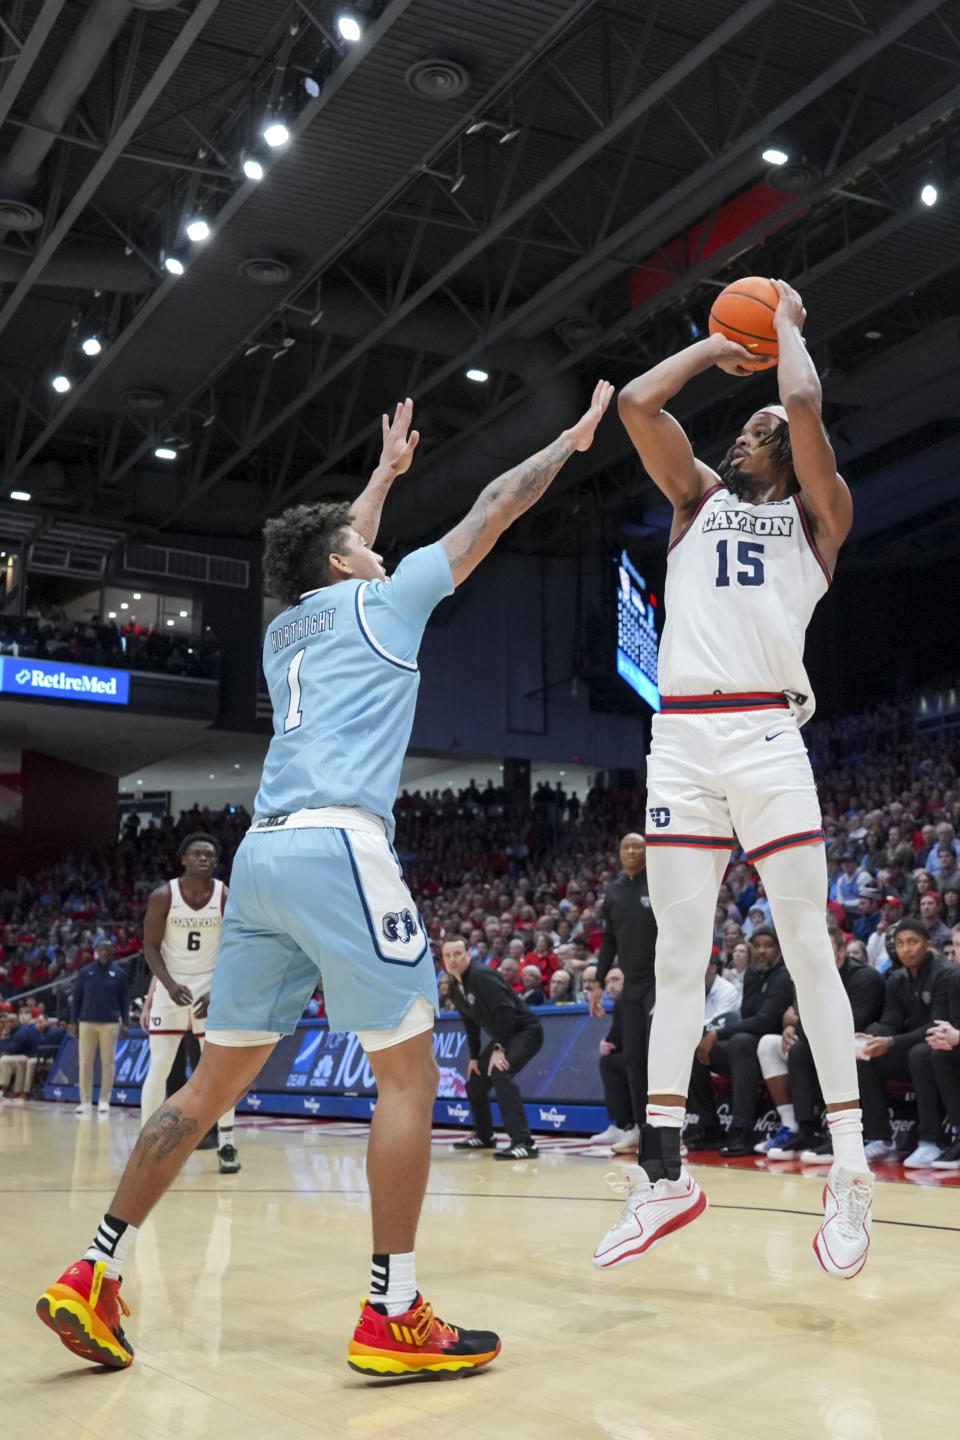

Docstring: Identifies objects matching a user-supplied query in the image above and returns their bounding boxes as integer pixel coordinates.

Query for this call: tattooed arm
[440,380,613,586]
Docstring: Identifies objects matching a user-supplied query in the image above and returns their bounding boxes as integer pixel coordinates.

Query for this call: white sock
[370,1252,417,1316]
[646,1103,685,1129]
[84,1213,137,1281]
[777,1103,797,1131]
[218,1126,234,1149]
[827,1108,868,1171]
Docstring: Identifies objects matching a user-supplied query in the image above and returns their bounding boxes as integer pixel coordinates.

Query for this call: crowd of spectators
[0,612,220,678]
[3,689,960,1158]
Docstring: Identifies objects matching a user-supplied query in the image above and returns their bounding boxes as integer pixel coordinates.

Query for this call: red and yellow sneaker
[348,1294,500,1378]
[36,1258,134,1369]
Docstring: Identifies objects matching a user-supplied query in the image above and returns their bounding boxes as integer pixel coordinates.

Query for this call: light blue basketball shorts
[206,809,437,1038]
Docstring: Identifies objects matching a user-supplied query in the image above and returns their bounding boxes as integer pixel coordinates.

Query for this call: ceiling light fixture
[762,145,789,166]
[52,374,71,393]
[920,182,939,207]
[242,154,265,181]
[466,118,520,144]
[166,619,175,627]
[263,119,291,148]
[163,253,185,276]
[9,490,31,502]
[186,217,211,243]
[179,610,188,617]
[154,445,178,461]
[418,161,466,195]
[81,335,102,357]
[337,12,362,42]
[465,367,489,382]
[133,593,141,600]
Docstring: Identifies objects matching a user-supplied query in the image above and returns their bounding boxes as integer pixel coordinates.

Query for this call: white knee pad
[757,1032,788,1080]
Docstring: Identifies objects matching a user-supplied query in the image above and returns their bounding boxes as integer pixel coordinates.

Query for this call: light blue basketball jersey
[255,542,454,839]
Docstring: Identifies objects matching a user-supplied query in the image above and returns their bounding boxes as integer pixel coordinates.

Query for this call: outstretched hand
[380,398,420,475]
[772,278,807,332]
[564,380,615,452]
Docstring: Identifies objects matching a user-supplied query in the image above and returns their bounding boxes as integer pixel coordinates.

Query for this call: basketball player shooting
[592,279,873,1280]
[36,381,613,1377]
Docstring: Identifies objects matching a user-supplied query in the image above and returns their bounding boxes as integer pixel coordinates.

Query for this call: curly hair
[717,417,796,498]
[262,501,355,608]
[179,831,220,860]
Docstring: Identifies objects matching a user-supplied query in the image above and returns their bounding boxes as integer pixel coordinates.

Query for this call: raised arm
[617,333,767,528]
[772,279,852,559]
[441,380,613,587]
[349,398,420,547]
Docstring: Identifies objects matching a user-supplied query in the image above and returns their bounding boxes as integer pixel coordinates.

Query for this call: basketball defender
[139,834,240,1175]
[37,383,613,1375]
[593,280,873,1279]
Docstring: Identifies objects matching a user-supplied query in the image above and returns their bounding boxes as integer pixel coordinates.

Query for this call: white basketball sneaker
[588,1124,627,1146]
[813,1163,874,1279]
[592,1165,708,1269]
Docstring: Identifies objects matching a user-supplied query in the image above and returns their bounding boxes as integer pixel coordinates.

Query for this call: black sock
[640,1123,682,1182]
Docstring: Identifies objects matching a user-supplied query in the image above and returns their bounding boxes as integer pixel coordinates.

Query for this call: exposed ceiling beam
[0,0,68,133]
[155,0,784,524]
[249,0,952,523]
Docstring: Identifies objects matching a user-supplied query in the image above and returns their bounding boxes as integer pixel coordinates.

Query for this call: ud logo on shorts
[648,806,671,828]
[381,907,418,944]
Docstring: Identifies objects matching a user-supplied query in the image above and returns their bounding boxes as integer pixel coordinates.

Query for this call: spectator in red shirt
[497,957,524,994]
[524,931,560,984]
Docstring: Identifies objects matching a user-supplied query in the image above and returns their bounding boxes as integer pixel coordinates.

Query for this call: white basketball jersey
[657,485,831,723]
[160,877,225,977]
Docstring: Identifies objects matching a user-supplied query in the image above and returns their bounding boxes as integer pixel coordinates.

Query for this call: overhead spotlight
[303,76,321,99]
[133,593,141,600]
[263,119,291,148]
[465,367,489,383]
[166,619,175,627]
[242,154,264,181]
[418,163,466,195]
[920,182,939,207]
[186,217,211,243]
[120,602,129,611]
[179,610,188,617]
[202,408,216,427]
[271,337,296,360]
[762,146,789,166]
[336,12,362,42]
[51,374,71,393]
[154,445,178,461]
[108,611,117,619]
[81,335,102,357]
[466,118,520,144]
[163,253,185,276]
[9,490,31,502]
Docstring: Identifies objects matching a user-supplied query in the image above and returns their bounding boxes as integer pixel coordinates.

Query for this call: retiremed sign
[0,656,130,706]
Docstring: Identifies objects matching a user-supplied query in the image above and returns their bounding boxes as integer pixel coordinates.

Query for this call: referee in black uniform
[590,833,658,1144]
[442,936,543,1160]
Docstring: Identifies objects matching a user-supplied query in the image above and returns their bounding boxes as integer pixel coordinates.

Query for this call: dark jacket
[449,961,542,1058]
[866,953,954,1050]
[720,958,792,1040]
[521,986,546,1007]
[72,961,129,1026]
[606,999,623,1052]
[798,957,885,1039]
[596,871,658,994]
[0,1023,39,1057]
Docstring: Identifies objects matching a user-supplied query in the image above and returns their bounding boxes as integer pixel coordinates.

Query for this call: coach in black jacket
[687,925,793,1156]
[590,833,658,1128]
[442,937,543,1159]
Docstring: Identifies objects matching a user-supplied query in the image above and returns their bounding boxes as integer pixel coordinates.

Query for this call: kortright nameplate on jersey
[0,657,131,706]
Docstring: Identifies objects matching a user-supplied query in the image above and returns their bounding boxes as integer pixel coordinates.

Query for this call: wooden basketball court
[2,1102,958,1439]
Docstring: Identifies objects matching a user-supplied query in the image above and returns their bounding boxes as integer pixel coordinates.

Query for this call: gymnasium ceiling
[1,0,959,574]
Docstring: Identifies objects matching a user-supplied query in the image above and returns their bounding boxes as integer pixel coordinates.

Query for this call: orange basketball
[708,276,780,369]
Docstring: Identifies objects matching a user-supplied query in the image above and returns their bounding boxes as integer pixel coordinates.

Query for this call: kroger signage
[0,656,130,706]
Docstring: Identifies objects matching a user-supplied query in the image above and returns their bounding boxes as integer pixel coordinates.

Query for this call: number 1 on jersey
[284,649,305,732]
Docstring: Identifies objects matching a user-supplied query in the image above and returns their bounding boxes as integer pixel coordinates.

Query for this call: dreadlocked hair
[262,501,354,608]
[717,418,795,499]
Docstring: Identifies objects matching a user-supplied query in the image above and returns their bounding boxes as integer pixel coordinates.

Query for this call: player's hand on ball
[710,333,773,376]
[772,279,807,332]
[565,379,614,451]
[380,398,420,475]
[168,981,194,1007]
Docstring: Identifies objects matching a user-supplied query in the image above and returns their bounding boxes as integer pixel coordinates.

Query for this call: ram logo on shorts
[648,806,671,828]
[381,907,419,944]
